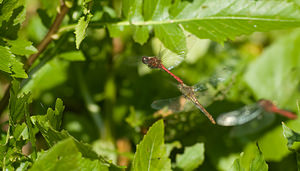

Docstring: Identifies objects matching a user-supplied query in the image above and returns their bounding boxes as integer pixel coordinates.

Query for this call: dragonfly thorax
[142,56,162,69]
[178,84,194,98]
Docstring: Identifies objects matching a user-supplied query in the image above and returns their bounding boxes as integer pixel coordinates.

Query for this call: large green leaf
[0,46,27,78]
[175,143,205,171]
[111,0,300,54]
[29,138,110,171]
[244,30,300,110]
[131,120,171,171]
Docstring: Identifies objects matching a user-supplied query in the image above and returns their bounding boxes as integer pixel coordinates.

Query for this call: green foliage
[111,0,300,56]
[175,142,205,171]
[29,138,110,171]
[282,122,300,149]
[0,46,27,78]
[231,144,268,171]
[75,14,92,49]
[131,120,171,171]
[245,30,300,109]
[1,0,300,170]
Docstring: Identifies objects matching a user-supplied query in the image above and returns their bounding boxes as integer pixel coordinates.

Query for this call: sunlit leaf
[6,39,38,56]
[0,46,27,78]
[29,138,110,171]
[75,14,92,49]
[230,143,268,171]
[131,120,171,171]
[0,0,26,39]
[282,122,300,149]
[176,143,205,171]
[112,0,300,54]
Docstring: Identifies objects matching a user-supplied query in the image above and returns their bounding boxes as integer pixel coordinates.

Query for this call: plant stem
[75,65,105,138]
[0,2,70,116]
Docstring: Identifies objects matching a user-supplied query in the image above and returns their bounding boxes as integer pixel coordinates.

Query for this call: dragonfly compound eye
[142,56,149,64]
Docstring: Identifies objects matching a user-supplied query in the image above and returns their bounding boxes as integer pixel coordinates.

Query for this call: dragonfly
[142,56,233,124]
[217,99,297,127]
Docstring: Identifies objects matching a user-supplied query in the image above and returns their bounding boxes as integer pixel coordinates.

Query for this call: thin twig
[0,3,70,116]
[25,3,69,69]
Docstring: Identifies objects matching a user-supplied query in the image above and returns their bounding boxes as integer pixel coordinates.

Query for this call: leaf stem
[75,65,104,138]
[0,2,70,116]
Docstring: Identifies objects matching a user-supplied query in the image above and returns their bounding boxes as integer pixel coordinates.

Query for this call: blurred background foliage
[1,0,300,170]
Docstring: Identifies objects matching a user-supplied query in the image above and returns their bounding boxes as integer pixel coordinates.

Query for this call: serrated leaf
[75,14,92,49]
[114,0,300,53]
[6,39,38,56]
[176,143,205,171]
[29,138,110,171]
[0,46,27,78]
[13,123,28,141]
[282,122,300,149]
[9,80,31,125]
[45,98,65,130]
[0,0,26,39]
[244,30,300,110]
[131,120,171,171]
[230,143,268,171]
[57,51,86,61]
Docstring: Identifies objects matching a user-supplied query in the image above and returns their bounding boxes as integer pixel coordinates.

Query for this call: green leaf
[244,29,300,110]
[0,46,27,78]
[57,51,86,61]
[9,80,31,125]
[175,143,205,171]
[6,39,38,56]
[0,0,26,39]
[22,58,69,98]
[131,120,171,171]
[282,122,300,149]
[29,138,110,171]
[113,0,300,49]
[122,0,143,22]
[230,143,268,171]
[13,123,28,141]
[165,141,181,157]
[133,26,150,45]
[46,98,65,130]
[75,14,92,49]
[154,24,187,56]
[143,0,171,21]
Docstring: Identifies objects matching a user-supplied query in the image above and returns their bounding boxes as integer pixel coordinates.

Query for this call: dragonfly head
[142,56,161,69]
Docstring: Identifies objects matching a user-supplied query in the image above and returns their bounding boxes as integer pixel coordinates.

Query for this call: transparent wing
[229,112,275,137]
[152,34,204,70]
[151,96,194,113]
[151,38,185,70]
[192,66,233,92]
[216,103,263,126]
[191,67,234,106]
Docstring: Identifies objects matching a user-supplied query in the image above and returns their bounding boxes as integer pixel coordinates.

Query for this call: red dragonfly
[142,56,231,124]
[217,99,297,126]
